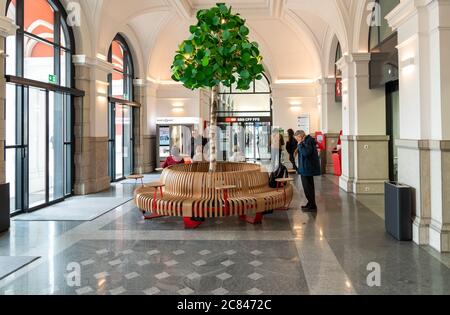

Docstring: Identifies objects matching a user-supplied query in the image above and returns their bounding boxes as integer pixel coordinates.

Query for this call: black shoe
[301,204,310,210]
[302,206,317,213]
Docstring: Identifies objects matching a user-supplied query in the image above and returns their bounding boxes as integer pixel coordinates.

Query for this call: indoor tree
[171,3,265,172]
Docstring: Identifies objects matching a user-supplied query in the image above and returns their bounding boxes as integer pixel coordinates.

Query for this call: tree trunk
[209,86,219,172]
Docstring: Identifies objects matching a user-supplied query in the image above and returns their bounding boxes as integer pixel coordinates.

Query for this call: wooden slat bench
[134,162,294,229]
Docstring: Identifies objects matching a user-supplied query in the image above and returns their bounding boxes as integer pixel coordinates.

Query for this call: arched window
[107,34,135,181]
[6,0,74,86]
[335,42,342,102]
[108,34,134,100]
[4,0,82,214]
[368,0,400,51]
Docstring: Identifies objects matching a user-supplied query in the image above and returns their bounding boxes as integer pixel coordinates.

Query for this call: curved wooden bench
[134,162,294,228]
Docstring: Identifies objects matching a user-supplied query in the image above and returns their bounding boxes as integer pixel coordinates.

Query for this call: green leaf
[202,56,210,67]
[212,16,220,25]
[240,25,249,36]
[222,29,231,41]
[219,3,228,14]
[189,25,197,34]
[184,43,193,54]
[240,70,250,79]
[242,43,252,50]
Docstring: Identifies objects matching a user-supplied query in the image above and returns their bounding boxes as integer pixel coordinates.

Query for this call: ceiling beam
[270,0,285,19]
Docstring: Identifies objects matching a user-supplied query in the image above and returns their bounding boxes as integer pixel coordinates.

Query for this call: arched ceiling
[84,0,363,82]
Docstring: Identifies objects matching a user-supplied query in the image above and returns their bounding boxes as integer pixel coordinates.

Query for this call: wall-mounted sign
[48,74,57,84]
[219,116,272,123]
[297,114,310,134]
[156,117,200,125]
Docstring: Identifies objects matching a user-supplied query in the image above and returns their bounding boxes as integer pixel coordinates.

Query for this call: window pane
[49,92,64,201]
[123,106,132,176]
[6,148,18,213]
[24,35,55,82]
[5,84,17,146]
[6,33,17,76]
[24,0,54,43]
[7,0,16,22]
[255,78,270,93]
[60,49,71,87]
[111,40,124,72]
[28,87,47,208]
[115,105,123,179]
[6,1,17,75]
[112,71,124,98]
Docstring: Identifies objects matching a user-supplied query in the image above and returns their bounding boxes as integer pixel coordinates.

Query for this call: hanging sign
[297,114,310,134]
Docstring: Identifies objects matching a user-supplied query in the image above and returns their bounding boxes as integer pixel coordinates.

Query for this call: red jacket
[163,156,185,168]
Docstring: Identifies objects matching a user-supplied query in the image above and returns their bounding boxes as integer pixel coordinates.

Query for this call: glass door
[5,84,73,214]
[109,103,134,181]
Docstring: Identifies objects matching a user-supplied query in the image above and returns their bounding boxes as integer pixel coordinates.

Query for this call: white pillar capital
[0,16,18,38]
[72,55,114,73]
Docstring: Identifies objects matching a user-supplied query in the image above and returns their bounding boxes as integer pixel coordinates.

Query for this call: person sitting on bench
[162,146,185,168]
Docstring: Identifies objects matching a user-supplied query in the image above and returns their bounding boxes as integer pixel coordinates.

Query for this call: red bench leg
[142,211,166,220]
[184,217,203,229]
[239,213,263,224]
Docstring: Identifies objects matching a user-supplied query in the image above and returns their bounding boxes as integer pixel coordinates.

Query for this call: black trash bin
[384,181,412,241]
[0,183,10,233]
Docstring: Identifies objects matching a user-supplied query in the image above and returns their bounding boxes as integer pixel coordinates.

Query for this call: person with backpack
[295,130,321,212]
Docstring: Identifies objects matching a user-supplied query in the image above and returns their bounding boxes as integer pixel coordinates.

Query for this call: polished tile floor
[1,176,450,295]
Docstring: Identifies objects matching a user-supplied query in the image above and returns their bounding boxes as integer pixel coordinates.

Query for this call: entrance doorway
[5,84,74,213]
[218,121,271,161]
[386,80,399,182]
[108,103,134,181]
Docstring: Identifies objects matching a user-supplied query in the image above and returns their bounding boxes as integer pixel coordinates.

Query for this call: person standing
[295,130,321,212]
[286,129,298,171]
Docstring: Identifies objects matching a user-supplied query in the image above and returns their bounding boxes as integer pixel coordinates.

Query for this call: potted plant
[171,3,265,172]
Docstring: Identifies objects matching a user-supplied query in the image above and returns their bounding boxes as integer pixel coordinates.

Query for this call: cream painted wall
[154,85,201,122]
[272,84,320,134]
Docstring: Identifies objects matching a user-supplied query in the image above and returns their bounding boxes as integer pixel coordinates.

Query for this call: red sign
[336,78,342,97]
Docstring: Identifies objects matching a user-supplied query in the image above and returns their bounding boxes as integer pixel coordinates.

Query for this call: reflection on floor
[0,175,450,295]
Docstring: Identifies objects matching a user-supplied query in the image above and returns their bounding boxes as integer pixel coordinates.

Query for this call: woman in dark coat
[295,130,321,211]
[286,129,298,171]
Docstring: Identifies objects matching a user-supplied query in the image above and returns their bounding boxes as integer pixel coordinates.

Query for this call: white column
[387,0,450,252]
[72,55,113,194]
[143,81,158,173]
[0,16,18,185]
[337,53,389,194]
[319,77,342,174]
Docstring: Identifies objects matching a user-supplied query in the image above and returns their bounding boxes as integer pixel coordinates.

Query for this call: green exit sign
[49,74,57,84]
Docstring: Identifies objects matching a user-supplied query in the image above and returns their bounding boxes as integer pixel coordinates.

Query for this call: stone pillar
[337,53,389,194]
[388,0,450,252]
[133,79,146,174]
[0,16,17,185]
[143,81,158,173]
[72,55,113,195]
[319,78,342,174]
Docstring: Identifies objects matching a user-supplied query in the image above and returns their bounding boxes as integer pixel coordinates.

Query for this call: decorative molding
[0,16,18,38]
[72,55,114,73]
[386,0,433,30]
[342,135,389,142]
[396,139,450,151]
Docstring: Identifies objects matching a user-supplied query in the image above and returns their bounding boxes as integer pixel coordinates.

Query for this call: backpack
[269,163,289,188]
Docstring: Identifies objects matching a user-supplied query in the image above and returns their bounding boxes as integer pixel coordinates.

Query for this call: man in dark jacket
[295,130,321,211]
